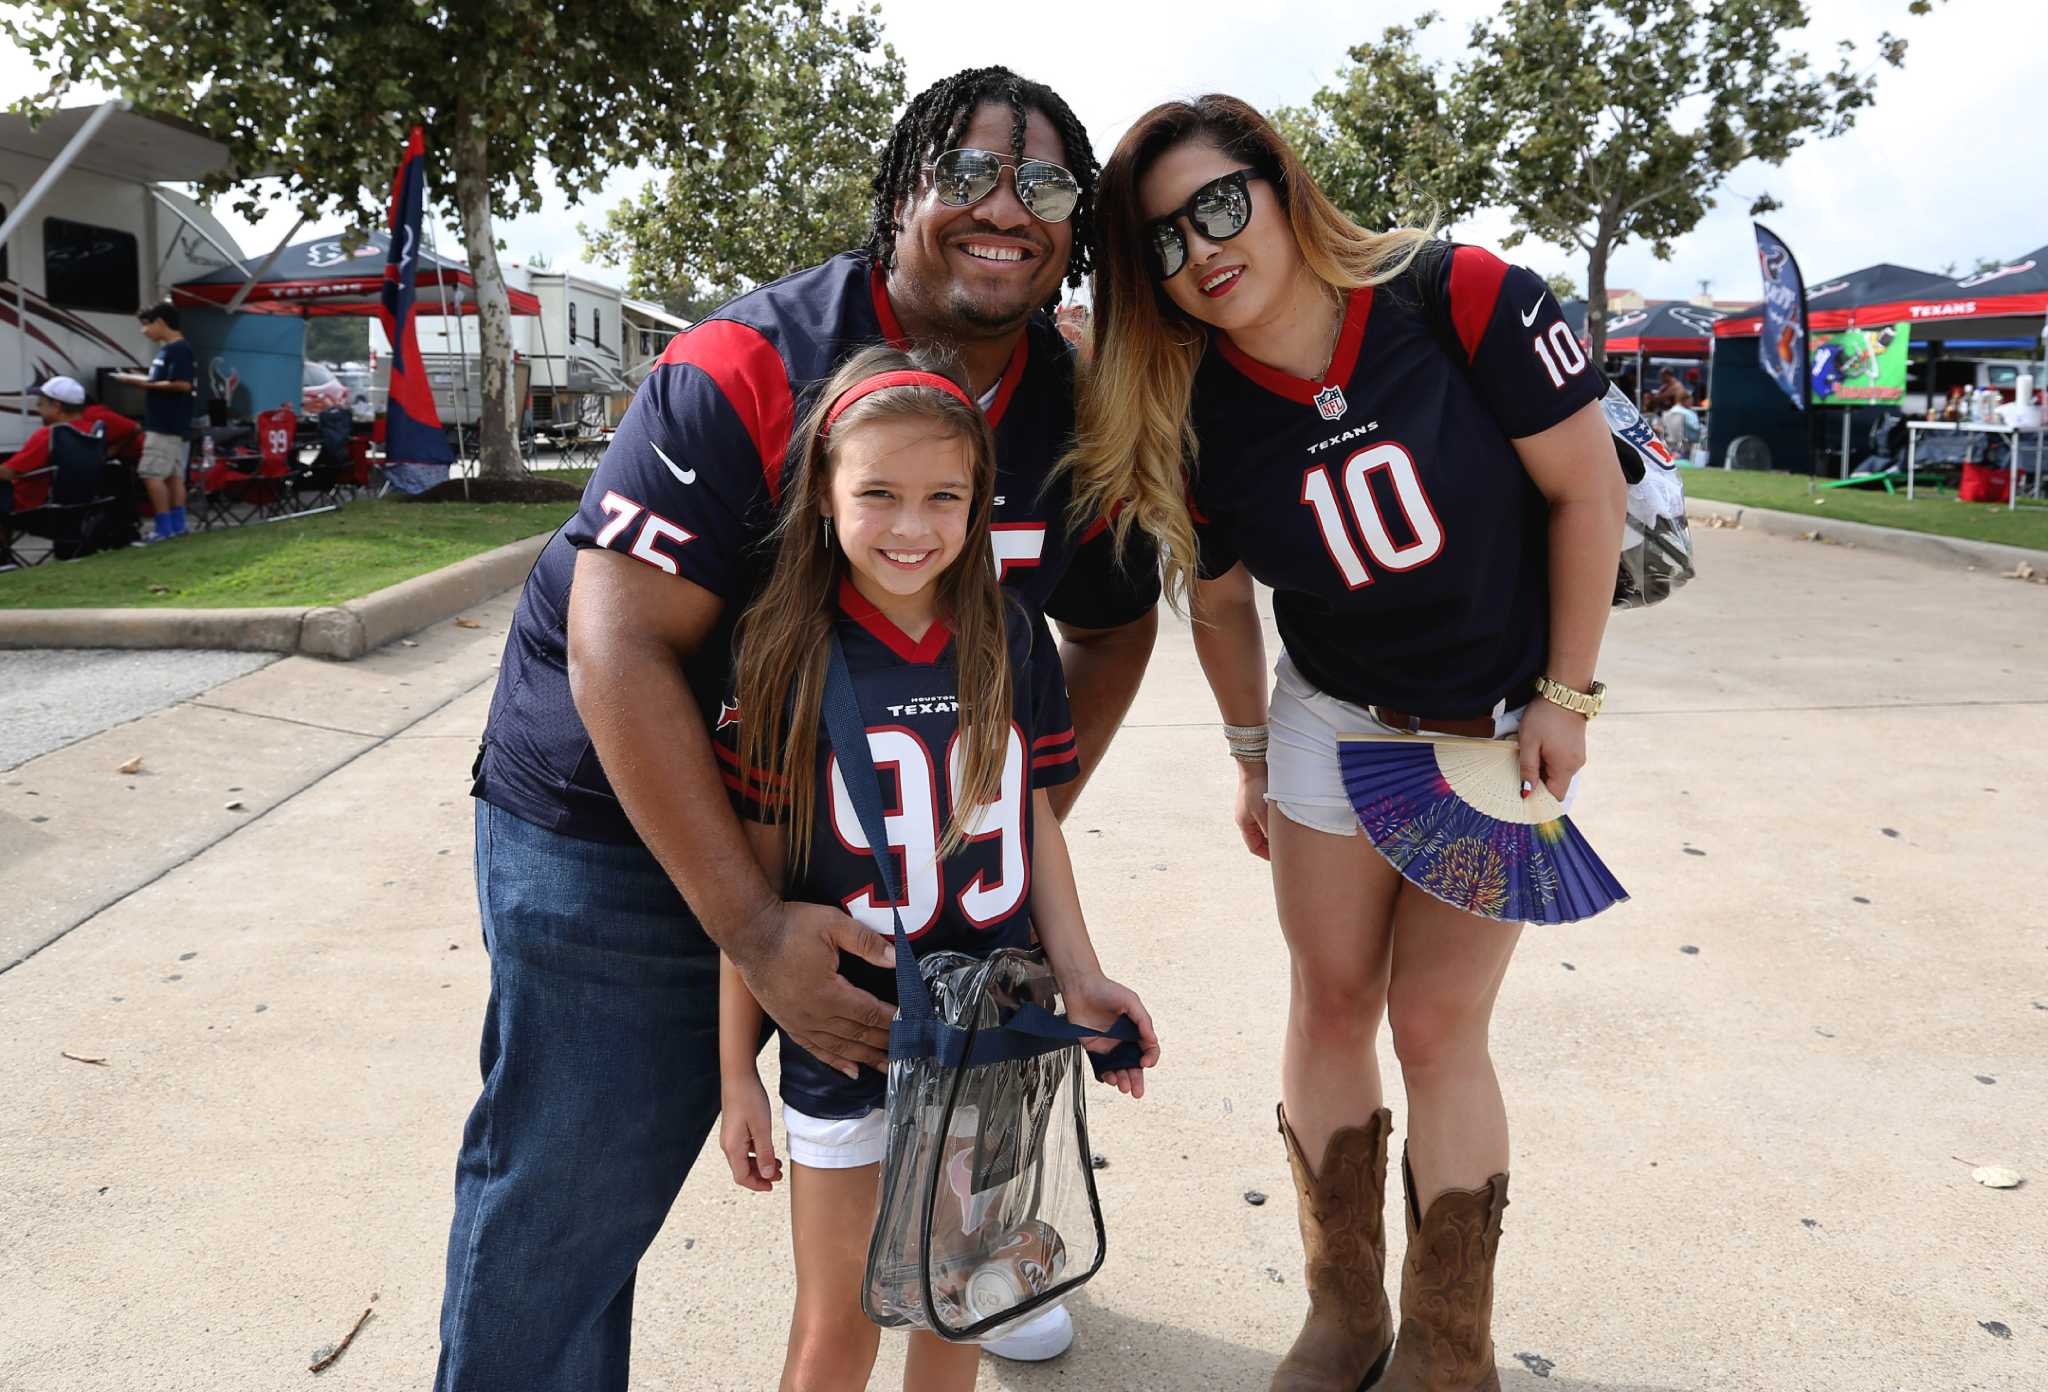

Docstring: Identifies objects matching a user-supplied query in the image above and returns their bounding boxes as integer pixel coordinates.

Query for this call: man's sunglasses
[925,147,1081,224]
[1146,169,1262,280]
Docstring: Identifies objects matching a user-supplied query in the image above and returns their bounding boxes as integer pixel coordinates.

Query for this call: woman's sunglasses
[1146,170,1262,280]
[924,147,1081,224]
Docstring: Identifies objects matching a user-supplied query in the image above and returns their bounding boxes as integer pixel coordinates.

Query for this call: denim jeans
[435,802,723,1391]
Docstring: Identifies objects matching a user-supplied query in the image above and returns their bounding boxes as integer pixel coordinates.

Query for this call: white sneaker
[980,1302,1074,1361]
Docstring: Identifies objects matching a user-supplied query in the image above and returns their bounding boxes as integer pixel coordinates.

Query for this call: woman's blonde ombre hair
[1066,95,1434,609]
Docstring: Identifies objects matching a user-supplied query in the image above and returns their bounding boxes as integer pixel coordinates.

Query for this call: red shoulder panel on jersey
[658,320,797,500]
[1448,246,1510,362]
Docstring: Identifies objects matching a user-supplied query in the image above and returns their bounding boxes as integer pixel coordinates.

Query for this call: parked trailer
[1,102,248,452]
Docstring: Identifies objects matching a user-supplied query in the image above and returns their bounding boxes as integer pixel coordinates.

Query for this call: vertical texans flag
[378,126,454,465]
[1753,222,1810,412]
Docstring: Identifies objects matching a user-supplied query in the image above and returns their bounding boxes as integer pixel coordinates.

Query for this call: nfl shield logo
[1314,384,1347,421]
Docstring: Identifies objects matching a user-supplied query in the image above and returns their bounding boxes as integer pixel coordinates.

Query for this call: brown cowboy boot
[1270,1104,1396,1391]
[1380,1148,1509,1392]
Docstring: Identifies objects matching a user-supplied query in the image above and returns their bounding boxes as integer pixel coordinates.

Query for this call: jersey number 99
[829,725,1029,936]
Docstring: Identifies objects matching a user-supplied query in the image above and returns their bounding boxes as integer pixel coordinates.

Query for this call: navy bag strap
[822,631,941,1059]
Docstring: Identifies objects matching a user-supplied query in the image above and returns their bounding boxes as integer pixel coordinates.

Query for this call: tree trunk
[451,102,524,480]
[1585,238,1610,367]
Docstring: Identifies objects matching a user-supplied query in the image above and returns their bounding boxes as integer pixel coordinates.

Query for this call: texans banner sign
[1753,223,1809,412]
[379,126,454,465]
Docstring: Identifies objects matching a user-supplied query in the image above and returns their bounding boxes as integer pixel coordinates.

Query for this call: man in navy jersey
[438,69,1158,1391]
[1187,243,1606,723]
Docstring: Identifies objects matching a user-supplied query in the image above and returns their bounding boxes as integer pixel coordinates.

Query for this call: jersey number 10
[1299,442,1445,590]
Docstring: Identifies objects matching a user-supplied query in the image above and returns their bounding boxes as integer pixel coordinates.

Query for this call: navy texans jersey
[717,582,1078,1117]
[1188,244,1605,719]
[473,251,1157,844]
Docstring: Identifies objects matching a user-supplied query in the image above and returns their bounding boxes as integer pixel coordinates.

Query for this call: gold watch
[1534,675,1605,719]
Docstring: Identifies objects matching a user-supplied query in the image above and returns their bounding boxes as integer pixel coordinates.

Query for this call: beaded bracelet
[1224,721,1269,763]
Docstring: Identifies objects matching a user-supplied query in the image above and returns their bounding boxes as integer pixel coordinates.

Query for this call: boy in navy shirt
[115,301,195,539]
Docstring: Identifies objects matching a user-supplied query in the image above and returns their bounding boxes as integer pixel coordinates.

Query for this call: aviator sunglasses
[1146,169,1263,280]
[924,147,1081,224]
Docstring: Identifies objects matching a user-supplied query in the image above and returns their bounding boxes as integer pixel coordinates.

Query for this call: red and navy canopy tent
[1559,299,1726,355]
[1714,247,2048,343]
[171,230,542,318]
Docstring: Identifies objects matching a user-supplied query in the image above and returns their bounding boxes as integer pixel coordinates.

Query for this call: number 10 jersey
[1187,244,1605,720]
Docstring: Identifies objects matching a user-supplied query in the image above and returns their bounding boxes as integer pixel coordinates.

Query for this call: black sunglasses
[1145,169,1262,280]
[923,147,1081,224]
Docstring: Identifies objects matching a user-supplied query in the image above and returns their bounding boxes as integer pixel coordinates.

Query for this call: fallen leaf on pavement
[1972,1166,2024,1189]
[400,639,420,647]
[224,800,246,812]
[2005,562,2036,581]
[453,617,482,629]
[61,1051,108,1066]
[116,756,143,775]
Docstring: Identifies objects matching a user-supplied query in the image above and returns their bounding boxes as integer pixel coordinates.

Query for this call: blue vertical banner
[1753,222,1809,412]
[378,125,455,467]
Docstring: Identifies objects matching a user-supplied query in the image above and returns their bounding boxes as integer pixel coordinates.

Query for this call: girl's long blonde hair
[1066,94,1435,609]
[733,344,1011,877]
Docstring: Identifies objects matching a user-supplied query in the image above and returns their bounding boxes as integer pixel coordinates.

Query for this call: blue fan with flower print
[1337,733,1627,925]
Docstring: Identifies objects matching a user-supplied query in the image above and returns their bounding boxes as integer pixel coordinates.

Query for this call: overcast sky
[6,0,2042,303]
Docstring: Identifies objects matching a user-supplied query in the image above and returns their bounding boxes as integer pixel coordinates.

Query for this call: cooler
[1958,461,2010,504]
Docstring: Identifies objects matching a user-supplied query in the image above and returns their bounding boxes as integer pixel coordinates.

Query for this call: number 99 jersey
[1187,244,1605,720]
[715,582,1077,1116]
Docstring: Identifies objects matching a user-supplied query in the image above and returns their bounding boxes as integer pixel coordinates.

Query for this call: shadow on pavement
[987,1299,1684,1392]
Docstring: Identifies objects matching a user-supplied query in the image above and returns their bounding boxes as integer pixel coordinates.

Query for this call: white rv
[1,102,248,452]
[376,262,634,429]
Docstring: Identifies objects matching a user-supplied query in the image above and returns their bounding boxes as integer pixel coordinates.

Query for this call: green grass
[1684,468,2048,552]
[0,474,593,610]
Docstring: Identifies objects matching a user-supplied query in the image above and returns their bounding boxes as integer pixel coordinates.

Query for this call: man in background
[114,301,196,541]
[1,376,131,512]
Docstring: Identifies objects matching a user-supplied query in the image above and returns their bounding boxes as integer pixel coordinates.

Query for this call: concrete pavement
[2,525,2044,1390]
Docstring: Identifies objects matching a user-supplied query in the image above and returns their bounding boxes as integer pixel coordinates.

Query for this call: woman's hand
[718,1073,782,1193]
[1517,697,1587,803]
[1062,972,1161,1099]
[1235,759,1272,861]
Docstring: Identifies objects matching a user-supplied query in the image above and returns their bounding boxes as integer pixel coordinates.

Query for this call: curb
[0,532,549,660]
[1687,497,2048,575]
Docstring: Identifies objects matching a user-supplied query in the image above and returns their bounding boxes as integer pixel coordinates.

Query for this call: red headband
[822,370,976,434]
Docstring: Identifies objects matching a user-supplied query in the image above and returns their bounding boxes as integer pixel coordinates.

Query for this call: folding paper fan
[1336,733,1628,925]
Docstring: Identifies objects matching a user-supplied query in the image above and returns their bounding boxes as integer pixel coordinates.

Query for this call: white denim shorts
[783,1102,887,1170]
[1266,652,1573,837]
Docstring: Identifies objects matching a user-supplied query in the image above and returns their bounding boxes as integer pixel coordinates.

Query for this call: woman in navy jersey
[1069,98,1625,1392]
[716,346,1160,1392]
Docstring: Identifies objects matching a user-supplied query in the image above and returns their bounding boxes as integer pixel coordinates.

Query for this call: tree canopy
[586,1,904,310]
[1286,0,1936,360]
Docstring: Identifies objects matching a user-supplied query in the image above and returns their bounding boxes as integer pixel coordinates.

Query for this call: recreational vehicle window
[569,304,577,345]
[0,204,7,280]
[44,216,139,314]
[592,309,602,347]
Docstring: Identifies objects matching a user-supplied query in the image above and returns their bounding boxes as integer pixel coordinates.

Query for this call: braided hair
[866,66,1099,298]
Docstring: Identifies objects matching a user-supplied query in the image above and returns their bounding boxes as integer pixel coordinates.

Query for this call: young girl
[715,345,1160,1392]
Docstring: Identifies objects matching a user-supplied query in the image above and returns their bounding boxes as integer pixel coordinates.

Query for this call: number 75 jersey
[715,581,1077,987]
[1187,244,1605,720]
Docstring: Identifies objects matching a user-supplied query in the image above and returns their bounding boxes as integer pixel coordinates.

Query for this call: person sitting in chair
[2,376,129,513]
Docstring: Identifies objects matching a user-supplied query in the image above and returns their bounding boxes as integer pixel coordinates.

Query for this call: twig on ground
[60,1052,108,1066]
[309,1308,373,1374]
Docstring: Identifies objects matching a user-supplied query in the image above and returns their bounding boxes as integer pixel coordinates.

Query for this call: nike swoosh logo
[1520,303,1542,326]
[651,441,696,485]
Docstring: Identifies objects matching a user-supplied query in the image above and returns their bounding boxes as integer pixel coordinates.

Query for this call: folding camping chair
[1,423,122,566]
[198,406,302,525]
[295,406,354,509]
